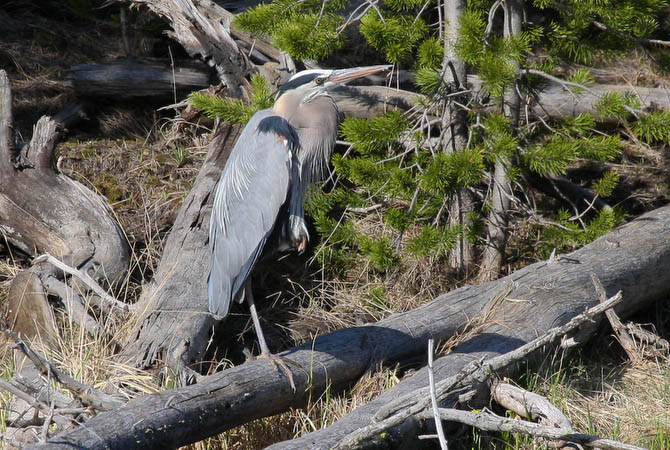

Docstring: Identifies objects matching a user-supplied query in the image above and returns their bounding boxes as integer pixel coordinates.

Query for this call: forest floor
[1,1,670,449]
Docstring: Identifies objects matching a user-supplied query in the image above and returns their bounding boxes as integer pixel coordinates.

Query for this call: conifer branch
[591,20,670,48]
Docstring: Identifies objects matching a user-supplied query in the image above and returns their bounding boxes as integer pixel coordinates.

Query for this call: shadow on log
[27,202,670,449]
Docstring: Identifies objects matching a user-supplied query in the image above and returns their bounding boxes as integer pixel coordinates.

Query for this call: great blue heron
[208,65,389,367]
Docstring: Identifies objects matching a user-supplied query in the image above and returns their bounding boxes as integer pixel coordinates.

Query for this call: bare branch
[427,339,448,450]
[593,273,640,362]
[6,330,124,411]
[419,408,645,450]
[32,253,130,315]
[592,20,670,48]
[491,380,572,429]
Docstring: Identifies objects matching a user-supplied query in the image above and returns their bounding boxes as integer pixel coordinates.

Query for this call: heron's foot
[257,352,299,392]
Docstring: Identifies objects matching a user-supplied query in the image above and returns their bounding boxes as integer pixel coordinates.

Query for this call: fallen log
[333,78,670,120]
[66,58,212,99]
[27,203,670,449]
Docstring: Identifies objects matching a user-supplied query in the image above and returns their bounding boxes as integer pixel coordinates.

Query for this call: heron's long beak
[327,65,392,85]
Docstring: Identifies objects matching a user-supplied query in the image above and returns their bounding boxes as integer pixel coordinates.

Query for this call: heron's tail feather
[208,250,232,318]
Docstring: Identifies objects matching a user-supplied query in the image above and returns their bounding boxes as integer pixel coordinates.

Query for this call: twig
[428,339,448,450]
[32,253,130,314]
[346,204,383,214]
[6,330,124,411]
[335,289,624,449]
[491,380,572,429]
[592,273,639,362]
[626,323,670,353]
[483,0,503,42]
[41,275,105,337]
[0,379,50,413]
[419,408,645,450]
[40,398,54,442]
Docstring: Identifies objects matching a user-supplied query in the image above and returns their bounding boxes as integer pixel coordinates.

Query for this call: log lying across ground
[332,79,670,120]
[66,58,212,99]
[29,203,670,449]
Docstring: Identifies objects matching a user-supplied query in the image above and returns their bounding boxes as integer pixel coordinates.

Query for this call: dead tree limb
[419,408,645,450]
[7,331,125,412]
[490,381,572,429]
[125,0,254,97]
[594,273,641,362]
[26,203,670,450]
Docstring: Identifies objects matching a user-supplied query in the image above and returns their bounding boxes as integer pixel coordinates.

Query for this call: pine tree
[196,0,670,282]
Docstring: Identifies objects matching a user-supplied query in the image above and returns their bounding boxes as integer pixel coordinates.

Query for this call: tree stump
[0,70,130,341]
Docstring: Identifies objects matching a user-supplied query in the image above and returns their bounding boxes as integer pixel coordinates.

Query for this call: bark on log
[66,58,212,99]
[28,203,670,449]
[118,123,241,370]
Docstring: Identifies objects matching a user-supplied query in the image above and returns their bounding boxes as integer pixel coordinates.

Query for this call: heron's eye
[315,77,324,85]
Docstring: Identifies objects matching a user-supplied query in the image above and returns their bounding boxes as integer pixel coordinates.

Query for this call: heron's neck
[273,88,333,121]
[272,91,299,120]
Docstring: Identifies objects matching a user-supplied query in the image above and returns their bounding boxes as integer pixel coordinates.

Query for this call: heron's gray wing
[208,109,299,318]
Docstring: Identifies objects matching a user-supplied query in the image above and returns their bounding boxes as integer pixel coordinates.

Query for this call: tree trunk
[442,0,475,272]
[28,203,670,449]
[478,0,523,281]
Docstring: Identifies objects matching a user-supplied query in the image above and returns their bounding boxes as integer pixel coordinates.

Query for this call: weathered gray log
[66,58,212,99]
[118,123,241,370]
[28,203,670,449]
[331,78,670,120]
[268,239,670,447]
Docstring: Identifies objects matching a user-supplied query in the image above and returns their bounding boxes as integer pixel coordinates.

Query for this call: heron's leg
[244,279,297,391]
[244,279,271,356]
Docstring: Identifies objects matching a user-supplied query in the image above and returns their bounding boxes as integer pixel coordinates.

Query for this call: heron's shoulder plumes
[256,116,300,152]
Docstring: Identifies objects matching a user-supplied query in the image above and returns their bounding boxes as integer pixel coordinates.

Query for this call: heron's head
[276,65,391,103]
